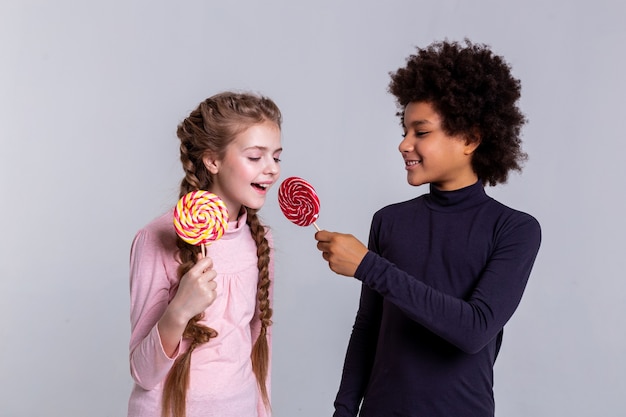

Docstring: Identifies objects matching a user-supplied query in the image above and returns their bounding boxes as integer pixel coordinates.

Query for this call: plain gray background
[2,0,625,416]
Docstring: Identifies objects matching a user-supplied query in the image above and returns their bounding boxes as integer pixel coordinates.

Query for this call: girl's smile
[252,181,272,193]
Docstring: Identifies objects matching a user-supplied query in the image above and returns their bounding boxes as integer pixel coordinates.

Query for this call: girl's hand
[158,255,217,357]
[170,255,218,322]
[315,230,368,277]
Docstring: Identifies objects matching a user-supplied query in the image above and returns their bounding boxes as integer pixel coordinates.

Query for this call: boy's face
[399,101,479,191]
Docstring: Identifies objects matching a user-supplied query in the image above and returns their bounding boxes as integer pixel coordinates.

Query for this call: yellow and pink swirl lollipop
[278,176,321,231]
[173,190,229,256]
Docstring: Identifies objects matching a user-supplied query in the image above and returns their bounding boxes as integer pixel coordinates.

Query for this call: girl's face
[399,101,479,191]
[204,120,282,217]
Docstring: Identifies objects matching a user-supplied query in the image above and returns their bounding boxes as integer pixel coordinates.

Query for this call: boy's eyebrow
[405,119,433,129]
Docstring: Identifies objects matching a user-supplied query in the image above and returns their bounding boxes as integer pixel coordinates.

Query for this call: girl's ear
[202,154,220,175]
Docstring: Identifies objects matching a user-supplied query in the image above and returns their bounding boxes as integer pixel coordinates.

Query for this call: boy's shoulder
[485,197,542,240]
[374,195,426,217]
[489,196,540,221]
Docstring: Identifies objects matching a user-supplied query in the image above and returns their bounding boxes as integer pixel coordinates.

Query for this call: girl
[315,40,542,416]
[127,92,283,417]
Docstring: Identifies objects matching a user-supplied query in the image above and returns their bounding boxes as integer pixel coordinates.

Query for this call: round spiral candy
[173,190,229,246]
[278,176,320,228]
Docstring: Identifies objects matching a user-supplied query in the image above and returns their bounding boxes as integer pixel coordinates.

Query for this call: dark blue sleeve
[333,223,383,417]
[354,213,541,354]
[332,285,381,417]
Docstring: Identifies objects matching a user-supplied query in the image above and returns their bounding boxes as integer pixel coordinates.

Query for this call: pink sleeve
[128,227,181,390]
[254,230,275,417]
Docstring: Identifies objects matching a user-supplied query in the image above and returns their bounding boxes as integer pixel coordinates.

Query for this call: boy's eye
[402,130,428,138]
[274,158,282,163]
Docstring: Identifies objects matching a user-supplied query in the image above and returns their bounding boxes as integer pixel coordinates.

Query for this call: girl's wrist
[160,304,190,331]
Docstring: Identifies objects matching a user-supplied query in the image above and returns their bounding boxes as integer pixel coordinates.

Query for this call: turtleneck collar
[220,208,248,241]
[424,181,490,212]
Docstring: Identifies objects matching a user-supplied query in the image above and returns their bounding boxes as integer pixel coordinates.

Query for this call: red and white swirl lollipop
[278,176,321,231]
[173,190,229,256]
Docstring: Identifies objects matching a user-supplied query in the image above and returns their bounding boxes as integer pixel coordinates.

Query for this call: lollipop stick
[313,222,321,232]
[201,243,206,258]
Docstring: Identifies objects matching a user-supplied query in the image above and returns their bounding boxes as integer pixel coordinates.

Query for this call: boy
[315,39,541,417]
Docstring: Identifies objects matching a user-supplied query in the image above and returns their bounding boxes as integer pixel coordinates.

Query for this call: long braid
[161,240,219,417]
[161,106,218,417]
[246,207,273,410]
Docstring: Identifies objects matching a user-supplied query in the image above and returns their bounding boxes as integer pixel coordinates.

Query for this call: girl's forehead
[230,121,282,150]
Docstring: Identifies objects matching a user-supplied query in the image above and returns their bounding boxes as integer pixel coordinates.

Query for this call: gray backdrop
[2,0,625,416]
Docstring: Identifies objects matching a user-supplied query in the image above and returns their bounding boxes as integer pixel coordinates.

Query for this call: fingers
[315,230,337,254]
[315,231,351,253]
[315,231,336,257]
[193,257,217,288]
[314,230,333,242]
[203,279,218,305]
[194,255,214,272]
[314,231,368,277]
[177,256,219,310]
[188,255,217,281]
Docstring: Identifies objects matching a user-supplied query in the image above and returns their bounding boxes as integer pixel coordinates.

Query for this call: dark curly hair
[388,39,527,186]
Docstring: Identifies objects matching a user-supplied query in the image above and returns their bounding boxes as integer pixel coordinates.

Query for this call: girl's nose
[265,159,280,175]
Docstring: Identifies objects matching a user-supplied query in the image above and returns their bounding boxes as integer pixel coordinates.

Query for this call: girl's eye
[248,156,281,163]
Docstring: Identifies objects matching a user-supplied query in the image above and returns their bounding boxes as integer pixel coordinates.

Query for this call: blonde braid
[246,207,273,409]
[161,109,218,417]
[176,107,213,196]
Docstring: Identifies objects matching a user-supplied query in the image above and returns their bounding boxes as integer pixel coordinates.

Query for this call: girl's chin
[244,198,266,211]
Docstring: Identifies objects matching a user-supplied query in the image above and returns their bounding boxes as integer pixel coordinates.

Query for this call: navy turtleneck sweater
[333,181,541,417]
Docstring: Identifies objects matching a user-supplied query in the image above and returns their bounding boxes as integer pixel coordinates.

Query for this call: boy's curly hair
[388,39,527,186]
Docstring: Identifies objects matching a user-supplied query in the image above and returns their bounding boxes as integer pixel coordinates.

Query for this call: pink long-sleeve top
[127,209,273,417]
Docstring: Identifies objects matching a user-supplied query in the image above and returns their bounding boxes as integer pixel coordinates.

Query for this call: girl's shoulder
[133,209,177,252]
[138,209,175,234]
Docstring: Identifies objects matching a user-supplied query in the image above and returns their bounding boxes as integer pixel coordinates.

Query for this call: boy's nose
[398,137,413,153]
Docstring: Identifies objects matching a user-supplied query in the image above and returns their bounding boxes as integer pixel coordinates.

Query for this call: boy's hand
[315,230,368,277]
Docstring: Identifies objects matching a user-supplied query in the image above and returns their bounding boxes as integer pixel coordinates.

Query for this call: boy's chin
[407,177,427,187]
